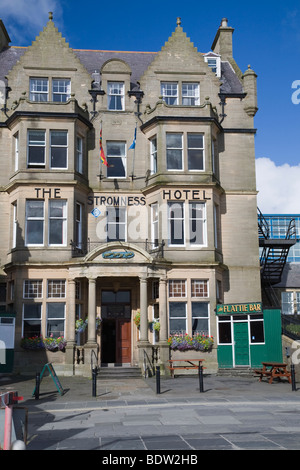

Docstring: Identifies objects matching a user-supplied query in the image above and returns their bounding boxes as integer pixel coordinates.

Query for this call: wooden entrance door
[234,322,250,366]
[116,319,131,363]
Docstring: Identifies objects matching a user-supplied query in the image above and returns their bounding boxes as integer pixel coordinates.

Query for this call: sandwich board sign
[32,363,64,397]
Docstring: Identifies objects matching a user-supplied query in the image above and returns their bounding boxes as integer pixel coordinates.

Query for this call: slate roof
[0,46,244,95]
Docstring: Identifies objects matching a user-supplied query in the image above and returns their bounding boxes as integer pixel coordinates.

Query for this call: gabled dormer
[6,12,92,110]
[203,52,221,78]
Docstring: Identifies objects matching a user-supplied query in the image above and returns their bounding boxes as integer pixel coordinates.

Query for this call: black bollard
[198,362,204,393]
[92,367,97,397]
[156,366,160,394]
[291,364,296,391]
[35,372,40,400]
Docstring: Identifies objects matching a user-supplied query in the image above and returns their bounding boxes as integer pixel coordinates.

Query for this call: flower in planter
[75,318,88,333]
[168,333,214,351]
[43,335,67,351]
[153,319,160,331]
[134,311,140,328]
[20,335,67,351]
[20,335,44,350]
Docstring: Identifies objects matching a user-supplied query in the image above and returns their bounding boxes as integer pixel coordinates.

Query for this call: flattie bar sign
[217,302,262,315]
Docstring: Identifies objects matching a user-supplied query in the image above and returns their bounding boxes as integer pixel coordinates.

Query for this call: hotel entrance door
[101,291,131,364]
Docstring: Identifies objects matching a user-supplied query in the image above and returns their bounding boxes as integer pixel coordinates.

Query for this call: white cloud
[0,0,63,45]
[256,157,300,214]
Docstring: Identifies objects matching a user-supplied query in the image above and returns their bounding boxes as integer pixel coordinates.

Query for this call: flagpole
[131,122,137,180]
[99,122,103,180]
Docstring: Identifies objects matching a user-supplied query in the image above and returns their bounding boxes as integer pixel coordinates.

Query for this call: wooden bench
[167,359,205,378]
[254,362,292,384]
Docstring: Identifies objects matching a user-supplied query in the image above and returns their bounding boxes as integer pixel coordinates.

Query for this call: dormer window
[52,79,71,102]
[29,77,71,102]
[30,78,48,102]
[204,53,221,77]
[107,81,124,110]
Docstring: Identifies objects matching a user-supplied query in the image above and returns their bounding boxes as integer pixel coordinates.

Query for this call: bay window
[189,202,206,246]
[27,130,46,167]
[187,134,204,170]
[49,200,67,245]
[168,202,185,246]
[25,200,44,245]
[47,302,65,338]
[166,133,183,170]
[50,131,68,169]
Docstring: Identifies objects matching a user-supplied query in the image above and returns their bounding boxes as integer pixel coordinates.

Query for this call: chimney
[211,18,234,60]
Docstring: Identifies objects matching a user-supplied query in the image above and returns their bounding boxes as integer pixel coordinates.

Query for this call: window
[168,202,184,246]
[12,202,17,249]
[75,202,83,250]
[218,316,232,344]
[49,200,67,245]
[169,302,187,334]
[47,302,65,338]
[166,133,183,170]
[281,292,294,315]
[182,83,200,105]
[76,136,83,173]
[250,314,264,344]
[108,82,124,110]
[150,136,157,174]
[151,203,159,248]
[50,131,68,169]
[47,280,66,298]
[23,303,42,337]
[161,82,178,105]
[106,141,126,178]
[187,134,204,170]
[27,130,46,167]
[204,54,221,77]
[192,302,209,335]
[189,202,206,246]
[52,79,71,102]
[25,200,44,245]
[169,280,186,297]
[30,78,48,101]
[191,280,208,298]
[106,207,126,242]
[23,280,43,299]
[14,132,19,171]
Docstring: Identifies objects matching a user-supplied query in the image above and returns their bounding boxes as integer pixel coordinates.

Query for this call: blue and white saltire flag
[129,125,137,149]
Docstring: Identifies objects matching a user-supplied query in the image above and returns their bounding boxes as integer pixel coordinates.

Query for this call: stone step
[217,368,254,377]
[97,365,142,379]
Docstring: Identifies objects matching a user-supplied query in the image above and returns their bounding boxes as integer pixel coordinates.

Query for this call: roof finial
[49,11,53,21]
[176,17,181,27]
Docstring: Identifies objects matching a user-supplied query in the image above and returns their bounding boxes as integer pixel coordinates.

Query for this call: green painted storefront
[216,304,283,369]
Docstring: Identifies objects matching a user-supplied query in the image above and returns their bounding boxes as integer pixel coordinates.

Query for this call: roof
[0,45,244,95]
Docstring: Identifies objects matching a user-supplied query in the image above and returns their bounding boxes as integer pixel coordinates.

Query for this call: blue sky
[1,0,300,213]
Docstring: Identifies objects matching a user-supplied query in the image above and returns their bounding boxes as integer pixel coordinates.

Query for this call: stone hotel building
[0,14,263,375]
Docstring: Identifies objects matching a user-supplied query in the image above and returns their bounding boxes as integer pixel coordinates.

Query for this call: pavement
[1,371,300,452]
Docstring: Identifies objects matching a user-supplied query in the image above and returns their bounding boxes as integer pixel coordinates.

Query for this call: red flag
[100,127,109,167]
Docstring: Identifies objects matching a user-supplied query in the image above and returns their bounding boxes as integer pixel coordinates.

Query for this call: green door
[234,322,250,366]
